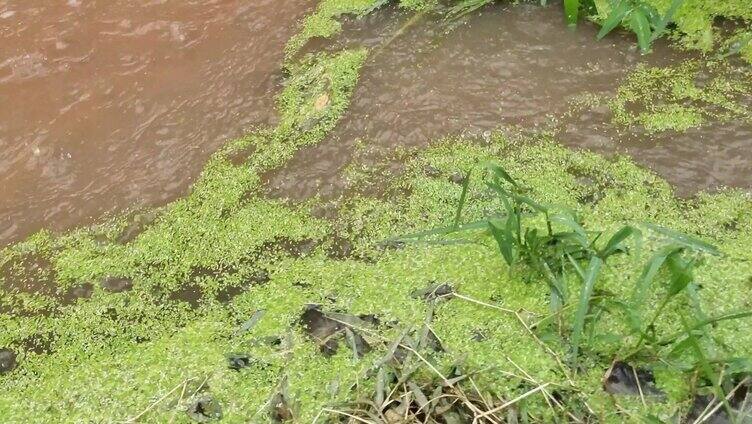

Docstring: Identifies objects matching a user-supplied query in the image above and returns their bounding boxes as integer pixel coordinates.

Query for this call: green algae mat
[2,1,752,423]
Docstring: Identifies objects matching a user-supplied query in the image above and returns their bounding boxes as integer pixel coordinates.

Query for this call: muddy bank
[0,0,314,246]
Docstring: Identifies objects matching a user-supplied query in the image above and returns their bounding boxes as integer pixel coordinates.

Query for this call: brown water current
[267,3,752,200]
[1,1,750,247]
[0,0,314,245]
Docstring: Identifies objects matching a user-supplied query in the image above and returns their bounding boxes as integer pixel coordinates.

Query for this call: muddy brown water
[0,0,314,246]
[267,3,752,200]
[1,2,750,248]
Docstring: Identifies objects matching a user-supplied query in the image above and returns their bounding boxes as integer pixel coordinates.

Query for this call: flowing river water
[0,0,314,245]
[1,1,750,246]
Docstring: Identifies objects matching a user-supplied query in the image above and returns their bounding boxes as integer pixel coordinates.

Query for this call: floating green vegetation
[3,132,752,422]
[284,0,389,60]
[2,1,752,422]
[607,60,752,133]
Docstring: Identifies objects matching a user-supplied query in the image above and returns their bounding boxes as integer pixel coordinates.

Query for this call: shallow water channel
[1,1,750,246]
[268,3,752,200]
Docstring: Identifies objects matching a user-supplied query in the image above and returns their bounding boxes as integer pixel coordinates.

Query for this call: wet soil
[266,3,752,200]
[0,0,314,246]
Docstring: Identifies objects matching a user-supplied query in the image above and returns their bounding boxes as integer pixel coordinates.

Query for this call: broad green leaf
[651,0,685,41]
[597,0,630,39]
[489,221,514,266]
[564,0,580,26]
[630,10,652,52]
[638,3,661,25]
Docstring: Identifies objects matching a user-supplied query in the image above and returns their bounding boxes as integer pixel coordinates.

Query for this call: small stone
[0,348,17,374]
[186,395,222,423]
[313,93,330,111]
[63,283,94,304]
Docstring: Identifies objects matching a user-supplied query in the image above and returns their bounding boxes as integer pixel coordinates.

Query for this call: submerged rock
[186,395,222,423]
[62,283,94,304]
[227,353,252,371]
[270,391,294,422]
[450,172,468,185]
[685,381,752,424]
[101,276,133,293]
[603,361,664,399]
[0,348,17,374]
[300,305,373,357]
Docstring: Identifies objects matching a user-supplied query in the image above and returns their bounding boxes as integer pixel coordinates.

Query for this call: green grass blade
[660,310,752,346]
[564,0,580,26]
[483,163,518,187]
[511,193,549,214]
[666,255,693,297]
[452,170,472,230]
[570,256,604,360]
[597,0,630,39]
[599,225,635,259]
[644,223,720,256]
[550,213,589,248]
[681,317,737,421]
[489,220,515,266]
[629,10,652,52]
[631,245,683,305]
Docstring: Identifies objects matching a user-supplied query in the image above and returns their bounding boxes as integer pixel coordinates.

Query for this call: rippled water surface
[1,1,750,246]
[268,3,751,200]
[0,0,313,245]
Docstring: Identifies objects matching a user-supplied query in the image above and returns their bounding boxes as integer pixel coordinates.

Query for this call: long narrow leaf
[483,163,518,187]
[570,257,604,360]
[599,225,636,259]
[666,255,693,297]
[511,193,549,214]
[550,213,589,248]
[489,221,515,266]
[564,0,580,26]
[660,310,752,346]
[644,223,720,255]
[631,245,683,305]
[597,0,630,39]
[452,170,472,230]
